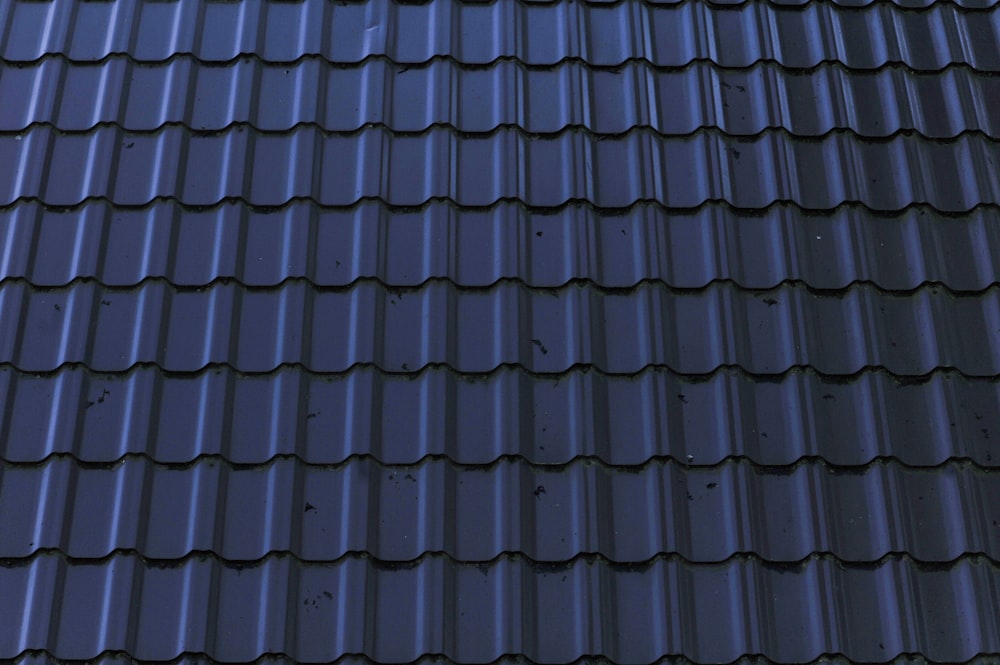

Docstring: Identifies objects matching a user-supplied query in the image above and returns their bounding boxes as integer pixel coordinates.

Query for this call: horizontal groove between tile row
[1,456,996,562]
[2,365,997,467]
[3,553,999,663]
[2,276,996,298]
[4,126,1000,211]
[0,549,995,571]
[9,654,1000,665]
[3,0,1000,68]
[7,198,1000,216]
[4,59,1000,139]
[3,201,1000,291]
[8,121,997,144]
[1,279,998,374]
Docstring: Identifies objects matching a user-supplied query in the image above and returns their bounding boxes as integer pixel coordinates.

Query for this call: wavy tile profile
[1,456,996,563]
[1,280,998,374]
[10,658,1000,665]
[2,366,999,466]
[2,553,999,663]
[2,1,1000,68]
[4,201,1000,290]
[4,126,1000,210]
[4,58,1000,138]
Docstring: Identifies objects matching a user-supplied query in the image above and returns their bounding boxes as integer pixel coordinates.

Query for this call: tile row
[3,201,998,291]
[4,126,999,210]
[2,366,997,467]
[2,456,996,563]
[1,280,998,375]
[2,553,998,663]
[5,58,1000,138]
[2,0,999,68]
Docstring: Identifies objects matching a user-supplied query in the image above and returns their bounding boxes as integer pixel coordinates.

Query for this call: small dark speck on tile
[124,142,134,149]
[763,298,778,306]
[761,432,768,438]
[398,65,411,74]
[530,338,548,355]
[561,575,567,582]
[677,393,688,404]
[918,496,924,501]
[706,482,718,490]
[304,502,317,513]
[822,394,835,400]
[975,412,984,420]
[323,591,333,600]
[306,411,319,420]
[983,428,990,439]
[536,231,543,237]
[402,363,409,370]
[101,299,111,306]
[53,304,61,311]
[404,473,416,483]
[533,485,546,498]
[686,491,695,501]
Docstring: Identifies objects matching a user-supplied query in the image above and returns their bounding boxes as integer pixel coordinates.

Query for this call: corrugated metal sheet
[2,0,999,663]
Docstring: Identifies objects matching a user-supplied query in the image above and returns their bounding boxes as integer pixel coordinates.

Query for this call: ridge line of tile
[3,52,993,75]
[9,121,998,144]
[3,361,994,383]
[4,548,998,572]
[2,275,994,298]
[9,650,1000,665]
[2,196,996,217]
[3,451,994,474]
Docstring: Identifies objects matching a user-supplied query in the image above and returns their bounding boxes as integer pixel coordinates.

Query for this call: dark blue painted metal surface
[0,0,999,663]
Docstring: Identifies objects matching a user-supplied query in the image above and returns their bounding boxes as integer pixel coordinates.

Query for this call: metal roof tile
[2,553,999,663]
[2,1,999,69]
[4,59,1000,138]
[2,280,998,374]
[2,456,996,563]
[4,201,1000,290]
[2,366,997,467]
[4,126,1000,210]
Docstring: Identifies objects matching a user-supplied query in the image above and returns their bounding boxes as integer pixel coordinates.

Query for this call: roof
[1,0,999,663]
